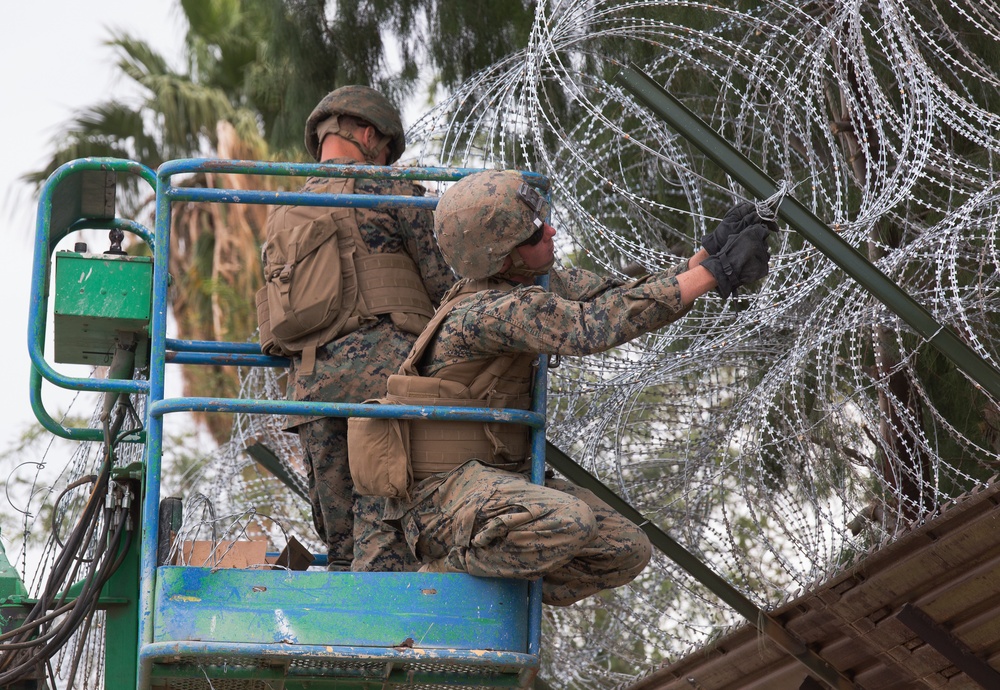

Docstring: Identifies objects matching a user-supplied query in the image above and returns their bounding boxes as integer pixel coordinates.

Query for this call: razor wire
[399,1,1000,686]
[6,2,1000,689]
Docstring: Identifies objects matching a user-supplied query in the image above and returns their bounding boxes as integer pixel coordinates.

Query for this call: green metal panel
[153,568,529,651]
[104,479,142,688]
[0,531,28,601]
[49,168,117,253]
[0,530,35,685]
[53,251,152,366]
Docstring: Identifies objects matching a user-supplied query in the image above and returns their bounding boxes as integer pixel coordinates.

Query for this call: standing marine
[258,85,455,571]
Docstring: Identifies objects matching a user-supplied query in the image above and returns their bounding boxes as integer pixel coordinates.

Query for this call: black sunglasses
[517,226,545,247]
[516,183,546,246]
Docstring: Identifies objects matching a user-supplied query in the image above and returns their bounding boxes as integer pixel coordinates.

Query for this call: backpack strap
[396,278,496,376]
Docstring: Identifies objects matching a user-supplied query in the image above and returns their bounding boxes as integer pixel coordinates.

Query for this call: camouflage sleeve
[397,182,456,305]
[547,267,622,300]
[443,269,693,358]
[548,261,692,301]
[661,257,692,279]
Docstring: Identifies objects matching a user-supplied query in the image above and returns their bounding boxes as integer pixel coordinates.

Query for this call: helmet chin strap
[498,250,554,279]
[337,131,390,163]
[319,116,391,163]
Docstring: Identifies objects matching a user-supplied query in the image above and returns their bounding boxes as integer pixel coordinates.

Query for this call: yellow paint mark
[169,595,202,602]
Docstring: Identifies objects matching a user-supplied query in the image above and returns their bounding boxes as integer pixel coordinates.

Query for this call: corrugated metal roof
[624,479,1000,690]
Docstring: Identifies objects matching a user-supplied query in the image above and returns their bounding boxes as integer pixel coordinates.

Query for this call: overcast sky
[0,3,183,454]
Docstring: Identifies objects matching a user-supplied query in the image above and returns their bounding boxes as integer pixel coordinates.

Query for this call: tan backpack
[256,177,435,375]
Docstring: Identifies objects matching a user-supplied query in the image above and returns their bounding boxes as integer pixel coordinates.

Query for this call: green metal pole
[102,477,141,688]
[0,531,41,689]
[545,443,858,690]
[614,63,1000,402]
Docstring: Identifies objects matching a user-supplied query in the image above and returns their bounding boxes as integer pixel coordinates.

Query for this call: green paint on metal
[614,63,1000,402]
[104,480,141,688]
[0,530,28,601]
[53,251,152,366]
[0,529,32,653]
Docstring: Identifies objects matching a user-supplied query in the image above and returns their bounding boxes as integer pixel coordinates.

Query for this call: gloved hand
[699,223,771,299]
[701,202,778,255]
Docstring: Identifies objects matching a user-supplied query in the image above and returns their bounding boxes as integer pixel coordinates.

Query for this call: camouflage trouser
[398,461,651,606]
[297,417,417,572]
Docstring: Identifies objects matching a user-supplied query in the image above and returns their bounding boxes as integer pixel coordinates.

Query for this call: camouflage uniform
[287,159,455,571]
[383,261,694,605]
[367,168,770,604]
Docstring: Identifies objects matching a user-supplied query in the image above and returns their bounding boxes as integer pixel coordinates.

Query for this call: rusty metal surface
[623,478,1000,690]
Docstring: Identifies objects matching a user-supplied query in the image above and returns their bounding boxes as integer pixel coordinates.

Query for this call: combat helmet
[304,85,406,163]
[435,170,549,279]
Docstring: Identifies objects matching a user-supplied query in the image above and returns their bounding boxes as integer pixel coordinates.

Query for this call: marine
[352,169,773,602]
[260,85,455,571]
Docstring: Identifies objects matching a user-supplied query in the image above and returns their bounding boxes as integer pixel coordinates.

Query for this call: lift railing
[29,157,551,689]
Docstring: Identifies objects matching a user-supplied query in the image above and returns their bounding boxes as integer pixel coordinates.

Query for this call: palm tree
[27,0,549,442]
[26,2,282,442]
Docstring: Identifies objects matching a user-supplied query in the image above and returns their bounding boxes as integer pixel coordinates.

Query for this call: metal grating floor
[150,652,533,689]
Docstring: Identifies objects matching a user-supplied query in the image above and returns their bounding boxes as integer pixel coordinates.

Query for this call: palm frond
[105,30,171,84]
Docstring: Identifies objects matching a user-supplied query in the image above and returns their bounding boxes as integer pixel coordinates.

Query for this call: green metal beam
[244,440,310,501]
[103,479,141,688]
[614,62,1000,402]
[545,442,857,690]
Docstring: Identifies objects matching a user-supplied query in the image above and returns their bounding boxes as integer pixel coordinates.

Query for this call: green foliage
[424,0,535,89]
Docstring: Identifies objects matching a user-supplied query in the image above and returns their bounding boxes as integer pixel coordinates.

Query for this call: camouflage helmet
[435,170,549,279]
[304,85,406,163]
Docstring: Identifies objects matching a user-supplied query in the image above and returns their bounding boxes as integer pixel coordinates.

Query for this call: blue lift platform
[26,157,551,689]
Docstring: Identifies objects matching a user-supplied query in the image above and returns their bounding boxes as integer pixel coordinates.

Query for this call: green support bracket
[614,63,1000,402]
[102,477,142,689]
[244,440,310,501]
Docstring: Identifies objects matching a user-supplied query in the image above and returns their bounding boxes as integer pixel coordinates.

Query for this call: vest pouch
[386,374,531,480]
[355,252,435,335]
[255,286,274,355]
[347,399,412,499]
[264,213,346,344]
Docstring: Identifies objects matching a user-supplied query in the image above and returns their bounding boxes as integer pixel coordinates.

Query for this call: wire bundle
[0,405,139,688]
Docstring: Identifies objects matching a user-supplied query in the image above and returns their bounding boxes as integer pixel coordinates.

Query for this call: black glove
[700,223,771,299]
[701,202,778,255]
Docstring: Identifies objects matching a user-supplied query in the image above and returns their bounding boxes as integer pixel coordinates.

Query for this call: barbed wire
[403,1,1000,685]
[6,2,1000,689]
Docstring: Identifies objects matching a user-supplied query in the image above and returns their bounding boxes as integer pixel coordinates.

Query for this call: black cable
[67,513,134,690]
[50,474,98,553]
[0,403,133,685]
[0,511,115,675]
[0,506,126,683]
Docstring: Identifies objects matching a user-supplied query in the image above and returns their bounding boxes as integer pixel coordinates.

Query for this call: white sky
[0,3,183,453]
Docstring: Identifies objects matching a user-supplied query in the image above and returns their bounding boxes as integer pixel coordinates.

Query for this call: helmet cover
[304,85,405,162]
[435,170,549,279]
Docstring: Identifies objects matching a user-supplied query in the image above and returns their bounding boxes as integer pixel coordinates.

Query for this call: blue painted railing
[30,157,550,689]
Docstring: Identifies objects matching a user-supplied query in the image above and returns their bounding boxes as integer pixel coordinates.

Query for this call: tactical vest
[256,176,435,374]
[386,279,539,480]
